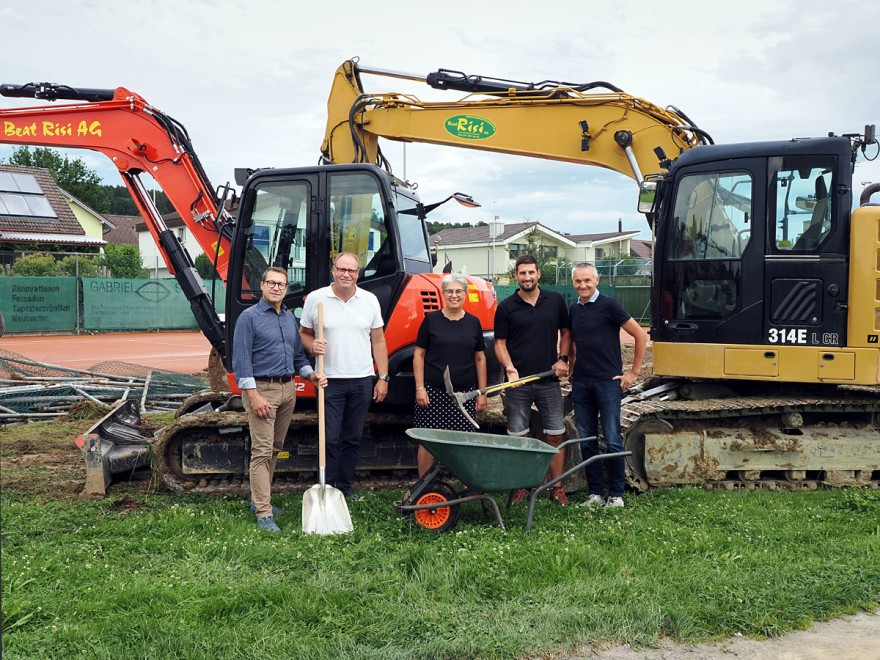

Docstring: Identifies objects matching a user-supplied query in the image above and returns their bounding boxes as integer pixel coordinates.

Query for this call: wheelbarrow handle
[557,436,596,451]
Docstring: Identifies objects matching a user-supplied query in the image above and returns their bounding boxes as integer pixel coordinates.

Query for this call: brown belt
[254,375,294,384]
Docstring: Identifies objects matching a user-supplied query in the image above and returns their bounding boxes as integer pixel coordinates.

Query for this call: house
[61,190,115,243]
[0,164,106,269]
[429,219,642,282]
[429,221,576,282]
[135,212,204,277]
[103,214,141,246]
[564,230,642,264]
[630,238,653,260]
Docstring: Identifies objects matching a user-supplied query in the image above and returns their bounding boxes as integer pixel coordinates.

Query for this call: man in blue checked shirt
[233,266,326,533]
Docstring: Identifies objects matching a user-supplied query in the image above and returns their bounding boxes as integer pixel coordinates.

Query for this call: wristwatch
[377,374,391,382]
[558,355,569,363]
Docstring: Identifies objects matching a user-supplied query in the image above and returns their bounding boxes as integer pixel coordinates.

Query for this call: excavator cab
[223,163,434,404]
[650,136,866,383]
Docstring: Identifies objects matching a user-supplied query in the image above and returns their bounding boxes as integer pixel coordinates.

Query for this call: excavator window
[663,171,752,319]
[669,171,752,261]
[394,190,431,265]
[770,157,835,253]
[241,181,309,299]
[328,171,395,280]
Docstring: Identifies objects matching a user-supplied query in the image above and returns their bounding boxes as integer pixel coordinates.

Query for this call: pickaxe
[443,366,556,429]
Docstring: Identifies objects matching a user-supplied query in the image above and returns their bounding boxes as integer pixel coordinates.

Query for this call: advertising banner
[82,278,198,330]
[0,277,77,333]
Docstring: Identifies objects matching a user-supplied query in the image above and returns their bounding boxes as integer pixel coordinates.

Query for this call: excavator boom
[1,83,231,353]
[322,59,711,182]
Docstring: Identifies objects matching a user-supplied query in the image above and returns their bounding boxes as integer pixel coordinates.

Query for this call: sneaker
[510,489,531,505]
[578,494,605,508]
[250,503,282,517]
[605,496,625,509]
[549,487,570,507]
[256,516,280,533]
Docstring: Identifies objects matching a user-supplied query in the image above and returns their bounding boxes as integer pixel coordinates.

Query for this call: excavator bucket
[74,400,155,499]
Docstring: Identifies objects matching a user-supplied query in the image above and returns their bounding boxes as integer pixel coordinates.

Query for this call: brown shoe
[550,487,570,507]
[510,489,530,505]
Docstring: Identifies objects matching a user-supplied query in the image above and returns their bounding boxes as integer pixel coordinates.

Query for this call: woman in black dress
[413,273,488,475]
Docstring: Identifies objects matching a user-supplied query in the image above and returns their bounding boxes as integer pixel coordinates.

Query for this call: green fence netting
[0,277,78,333]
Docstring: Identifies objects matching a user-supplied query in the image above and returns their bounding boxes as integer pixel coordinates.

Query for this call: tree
[12,253,59,276]
[426,220,487,236]
[59,255,100,277]
[102,244,149,278]
[194,253,219,280]
[105,185,175,215]
[7,147,111,213]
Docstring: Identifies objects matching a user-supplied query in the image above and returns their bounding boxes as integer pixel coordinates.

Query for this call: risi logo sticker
[445,115,496,140]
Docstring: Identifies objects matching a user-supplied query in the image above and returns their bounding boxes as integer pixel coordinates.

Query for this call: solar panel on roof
[0,171,56,218]
[0,172,43,194]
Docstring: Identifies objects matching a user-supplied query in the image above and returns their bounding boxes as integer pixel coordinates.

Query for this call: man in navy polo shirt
[569,262,647,509]
[495,254,571,506]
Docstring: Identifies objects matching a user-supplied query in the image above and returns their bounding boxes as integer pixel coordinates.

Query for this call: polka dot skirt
[413,383,478,431]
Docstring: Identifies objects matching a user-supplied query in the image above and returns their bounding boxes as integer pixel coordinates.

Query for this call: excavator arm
[0,83,231,353]
[322,58,712,182]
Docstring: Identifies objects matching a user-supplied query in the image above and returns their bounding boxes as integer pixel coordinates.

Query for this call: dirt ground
[2,333,878,656]
[573,611,880,659]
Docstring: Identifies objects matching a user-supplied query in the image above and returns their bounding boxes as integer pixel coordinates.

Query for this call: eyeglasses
[262,280,287,289]
[334,267,359,276]
[443,289,466,297]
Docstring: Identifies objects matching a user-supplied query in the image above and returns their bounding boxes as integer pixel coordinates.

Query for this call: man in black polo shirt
[494,254,571,505]
[569,262,647,509]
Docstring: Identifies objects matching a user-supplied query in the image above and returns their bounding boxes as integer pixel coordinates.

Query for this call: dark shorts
[503,379,565,436]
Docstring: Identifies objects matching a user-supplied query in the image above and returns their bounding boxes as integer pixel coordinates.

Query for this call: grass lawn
[2,481,879,659]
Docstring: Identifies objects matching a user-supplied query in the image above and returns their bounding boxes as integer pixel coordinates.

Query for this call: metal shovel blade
[302,482,353,535]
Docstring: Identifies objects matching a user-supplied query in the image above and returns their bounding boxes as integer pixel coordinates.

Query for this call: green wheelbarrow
[395,428,631,532]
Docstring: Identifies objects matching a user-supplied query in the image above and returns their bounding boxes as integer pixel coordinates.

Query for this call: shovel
[443,366,556,429]
[302,302,353,535]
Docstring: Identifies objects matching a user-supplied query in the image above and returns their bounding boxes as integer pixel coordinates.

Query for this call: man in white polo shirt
[300,252,389,498]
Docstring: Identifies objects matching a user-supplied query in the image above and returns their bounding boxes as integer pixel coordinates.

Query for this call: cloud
[2,0,879,238]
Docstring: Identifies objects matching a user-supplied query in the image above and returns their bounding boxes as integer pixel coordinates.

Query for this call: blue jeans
[572,378,625,498]
[323,377,374,496]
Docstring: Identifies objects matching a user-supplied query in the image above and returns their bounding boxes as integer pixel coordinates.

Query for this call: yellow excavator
[321,58,880,491]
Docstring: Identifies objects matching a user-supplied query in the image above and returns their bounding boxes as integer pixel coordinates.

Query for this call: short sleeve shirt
[301,285,384,378]
[416,311,486,389]
[494,288,570,376]
[570,293,632,380]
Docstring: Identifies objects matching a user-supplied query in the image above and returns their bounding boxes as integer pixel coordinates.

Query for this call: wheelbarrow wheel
[413,480,460,533]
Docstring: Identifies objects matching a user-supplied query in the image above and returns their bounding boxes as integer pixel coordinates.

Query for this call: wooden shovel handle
[317,303,325,470]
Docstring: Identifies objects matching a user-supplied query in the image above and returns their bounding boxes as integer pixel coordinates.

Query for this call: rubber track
[621,384,880,491]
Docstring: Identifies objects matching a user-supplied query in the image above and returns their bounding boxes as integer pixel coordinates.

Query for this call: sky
[3,0,880,241]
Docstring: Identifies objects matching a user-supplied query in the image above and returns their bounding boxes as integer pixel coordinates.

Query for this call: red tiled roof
[104,214,141,245]
[630,238,653,259]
